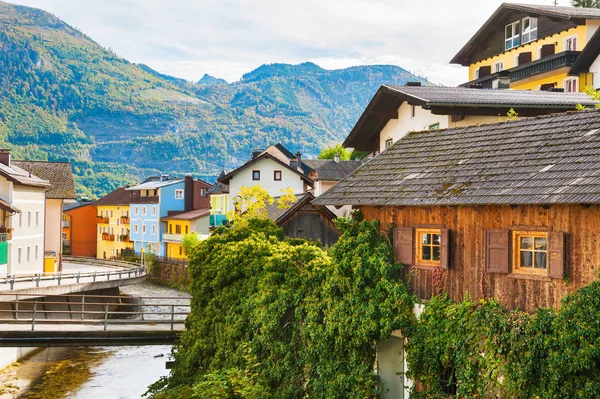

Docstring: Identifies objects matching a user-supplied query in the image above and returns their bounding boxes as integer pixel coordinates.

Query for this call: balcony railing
[120,234,131,243]
[102,233,115,241]
[0,227,12,240]
[162,233,184,243]
[120,216,130,224]
[131,196,159,204]
[96,216,109,224]
[460,51,581,89]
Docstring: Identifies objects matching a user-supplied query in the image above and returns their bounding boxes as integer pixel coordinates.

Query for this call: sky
[6,0,573,85]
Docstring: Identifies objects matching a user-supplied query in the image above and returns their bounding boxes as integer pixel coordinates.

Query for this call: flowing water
[0,282,190,399]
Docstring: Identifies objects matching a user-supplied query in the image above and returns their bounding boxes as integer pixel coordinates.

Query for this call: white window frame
[35,245,38,260]
[175,189,184,199]
[142,206,147,216]
[17,248,21,264]
[142,225,146,234]
[565,36,577,51]
[151,206,156,216]
[505,20,521,50]
[134,224,139,233]
[134,207,139,215]
[514,55,520,68]
[27,211,31,227]
[18,212,22,227]
[151,225,156,235]
[36,211,39,227]
[493,61,504,73]
[26,247,30,262]
[521,17,537,44]
[564,77,578,93]
[474,68,480,80]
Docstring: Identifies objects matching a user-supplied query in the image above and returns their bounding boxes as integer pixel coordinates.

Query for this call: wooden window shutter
[393,227,413,266]
[478,66,492,78]
[540,44,555,58]
[486,230,510,273]
[548,232,566,279]
[518,52,532,65]
[440,228,450,269]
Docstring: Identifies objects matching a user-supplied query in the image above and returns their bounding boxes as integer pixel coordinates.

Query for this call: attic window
[252,170,260,181]
[521,17,538,44]
[385,139,393,149]
[505,20,520,50]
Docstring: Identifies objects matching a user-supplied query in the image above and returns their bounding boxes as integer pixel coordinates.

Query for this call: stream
[0,282,191,399]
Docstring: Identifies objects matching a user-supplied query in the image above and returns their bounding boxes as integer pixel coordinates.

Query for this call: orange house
[63,201,97,257]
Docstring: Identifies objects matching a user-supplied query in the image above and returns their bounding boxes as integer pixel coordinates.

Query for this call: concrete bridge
[0,257,191,346]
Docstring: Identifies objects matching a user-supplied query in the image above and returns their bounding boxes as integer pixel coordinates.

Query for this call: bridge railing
[0,293,190,331]
[62,256,141,269]
[0,265,146,290]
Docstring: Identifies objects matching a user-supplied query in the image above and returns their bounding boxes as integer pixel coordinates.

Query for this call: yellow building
[162,208,210,260]
[94,187,133,259]
[452,3,600,91]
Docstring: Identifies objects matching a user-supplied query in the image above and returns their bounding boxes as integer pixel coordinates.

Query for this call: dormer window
[505,21,520,50]
[521,17,537,44]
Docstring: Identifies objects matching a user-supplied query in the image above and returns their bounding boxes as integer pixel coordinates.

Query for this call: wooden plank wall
[361,204,600,311]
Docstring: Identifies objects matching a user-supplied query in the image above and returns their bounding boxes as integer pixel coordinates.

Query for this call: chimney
[184,175,193,212]
[492,70,510,89]
[406,82,422,87]
[334,154,340,163]
[0,149,11,167]
[295,151,302,171]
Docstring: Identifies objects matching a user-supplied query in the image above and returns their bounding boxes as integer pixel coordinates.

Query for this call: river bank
[0,282,189,398]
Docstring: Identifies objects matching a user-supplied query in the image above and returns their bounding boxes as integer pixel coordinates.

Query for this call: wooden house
[265,193,340,246]
[315,108,600,312]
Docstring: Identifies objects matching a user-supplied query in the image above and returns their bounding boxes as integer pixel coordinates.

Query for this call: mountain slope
[0,1,432,197]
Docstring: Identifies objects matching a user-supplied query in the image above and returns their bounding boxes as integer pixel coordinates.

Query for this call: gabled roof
[451,3,600,66]
[11,161,73,198]
[218,152,313,186]
[208,170,229,195]
[0,162,50,189]
[302,160,363,181]
[315,108,600,207]
[343,85,597,151]
[94,187,133,206]
[63,201,94,212]
[569,27,600,75]
[161,208,210,221]
[264,192,337,225]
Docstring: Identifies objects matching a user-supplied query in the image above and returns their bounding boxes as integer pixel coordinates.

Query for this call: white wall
[379,103,508,152]
[228,158,306,210]
[11,185,46,275]
[45,198,63,263]
[192,215,210,235]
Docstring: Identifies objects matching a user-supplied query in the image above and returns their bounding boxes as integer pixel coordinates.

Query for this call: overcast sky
[6,0,573,85]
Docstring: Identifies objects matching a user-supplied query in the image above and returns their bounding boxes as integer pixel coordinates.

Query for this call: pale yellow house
[94,187,133,259]
[162,208,210,260]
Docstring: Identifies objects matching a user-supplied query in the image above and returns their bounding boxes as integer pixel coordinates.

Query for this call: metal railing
[0,293,190,331]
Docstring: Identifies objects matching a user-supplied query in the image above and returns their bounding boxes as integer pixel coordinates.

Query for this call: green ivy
[147,214,414,398]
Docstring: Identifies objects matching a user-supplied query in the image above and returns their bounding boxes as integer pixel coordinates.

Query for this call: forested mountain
[0,1,431,197]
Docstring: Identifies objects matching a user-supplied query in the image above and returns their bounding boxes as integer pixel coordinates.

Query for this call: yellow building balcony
[163,233,184,243]
[96,216,109,224]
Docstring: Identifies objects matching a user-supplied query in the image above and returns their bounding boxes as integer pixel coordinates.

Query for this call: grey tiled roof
[302,160,363,181]
[383,85,599,107]
[12,161,75,199]
[507,3,600,19]
[314,109,600,207]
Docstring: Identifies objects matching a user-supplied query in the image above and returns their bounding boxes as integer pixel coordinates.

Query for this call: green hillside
[0,1,431,198]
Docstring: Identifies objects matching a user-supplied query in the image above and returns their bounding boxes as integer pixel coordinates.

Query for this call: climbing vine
[147,213,414,398]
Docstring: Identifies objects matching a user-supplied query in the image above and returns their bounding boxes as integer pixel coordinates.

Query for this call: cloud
[5,0,574,84]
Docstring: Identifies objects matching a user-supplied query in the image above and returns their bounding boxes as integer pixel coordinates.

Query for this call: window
[151,225,156,234]
[36,212,39,227]
[179,246,183,256]
[62,232,67,240]
[252,170,261,181]
[27,211,31,227]
[416,228,442,266]
[26,247,30,262]
[385,138,393,149]
[175,225,181,234]
[142,206,146,215]
[274,170,282,181]
[494,61,504,73]
[565,78,578,93]
[134,225,138,233]
[185,225,189,234]
[110,210,113,218]
[151,206,156,216]
[134,207,139,215]
[18,212,21,227]
[142,225,146,234]
[117,218,120,226]
[513,231,548,273]
[35,245,38,260]
[521,17,537,44]
[429,123,440,131]
[175,189,184,199]
[505,21,520,50]
[17,248,21,264]
[565,36,577,51]
[411,105,416,118]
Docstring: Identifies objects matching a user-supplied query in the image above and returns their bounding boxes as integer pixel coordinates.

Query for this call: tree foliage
[148,213,414,398]
[571,0,600,7]
[318,144,368,161]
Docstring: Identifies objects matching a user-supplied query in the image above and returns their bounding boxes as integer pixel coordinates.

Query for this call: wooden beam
[372,110,398,120]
